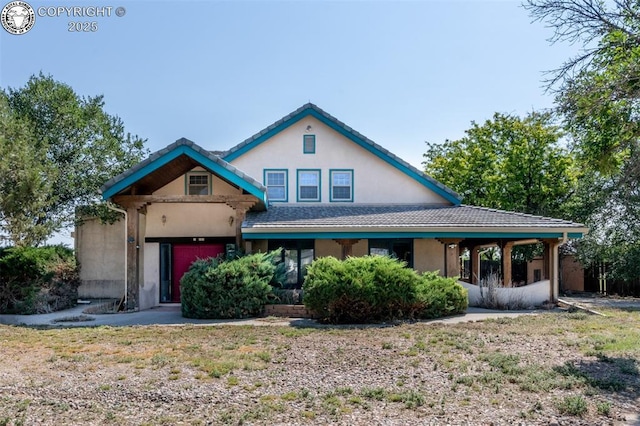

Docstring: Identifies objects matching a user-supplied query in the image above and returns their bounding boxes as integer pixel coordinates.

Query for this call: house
[75,103,588,310]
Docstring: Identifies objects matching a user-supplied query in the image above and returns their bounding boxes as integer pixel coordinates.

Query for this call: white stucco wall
[229,116,451,205]
[461,280,551,308]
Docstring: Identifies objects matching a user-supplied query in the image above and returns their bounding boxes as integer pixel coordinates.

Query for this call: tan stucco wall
[315,239,342,258]
[145,203,237,238]
[352,239,368,257]
[414,238,445,274]
[75,217,125,299]
[229,116,451,205]
[561,255,584,292]
[527,258,544,284]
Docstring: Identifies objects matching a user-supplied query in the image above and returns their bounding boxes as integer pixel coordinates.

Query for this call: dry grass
[0,308,639,425]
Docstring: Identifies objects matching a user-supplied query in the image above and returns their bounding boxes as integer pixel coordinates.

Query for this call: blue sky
[1,0,580,244]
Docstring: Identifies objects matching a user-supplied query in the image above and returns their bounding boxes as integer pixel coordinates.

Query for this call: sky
[0,0,582,245]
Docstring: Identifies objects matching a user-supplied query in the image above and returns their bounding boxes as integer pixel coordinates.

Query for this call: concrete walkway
[0,303,544,328]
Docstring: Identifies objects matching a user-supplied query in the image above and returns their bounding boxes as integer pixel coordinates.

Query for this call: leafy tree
[525,0,640,284]
[423,111,576,219]
[0,73,148,246]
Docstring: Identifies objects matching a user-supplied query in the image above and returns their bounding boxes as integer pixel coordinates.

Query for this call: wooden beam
[113,194,258,205]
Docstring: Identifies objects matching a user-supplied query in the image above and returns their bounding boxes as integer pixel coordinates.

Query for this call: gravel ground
[0,309,639,425]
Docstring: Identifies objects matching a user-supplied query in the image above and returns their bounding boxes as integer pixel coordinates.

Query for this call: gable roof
[242,204,588,239]
[101,138,267,204]
[221,103,462,205]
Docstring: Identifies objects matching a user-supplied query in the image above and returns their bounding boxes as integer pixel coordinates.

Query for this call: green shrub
[180,251,279,319]
[303,255,466,323]
[0,245,79,314]
[416,271,468,319]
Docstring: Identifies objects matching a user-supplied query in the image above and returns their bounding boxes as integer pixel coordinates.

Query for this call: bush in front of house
[303,255,468,323]
[416,271,468,319]
[180,251,280,319]
[0,245,80,314]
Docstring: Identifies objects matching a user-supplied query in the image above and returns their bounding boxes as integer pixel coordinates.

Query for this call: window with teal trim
[298,170,320,201]
[303,135,315,154]
[265,170,287,202]
[331,170,353,201]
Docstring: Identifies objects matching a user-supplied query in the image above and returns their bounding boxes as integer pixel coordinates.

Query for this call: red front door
[171,244,225,302]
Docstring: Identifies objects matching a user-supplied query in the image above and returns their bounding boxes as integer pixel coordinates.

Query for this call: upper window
[303,135,316,154]
[330,170,353,202]
[297,170,320,202]
[186,172,210,195]
[264,169,288,202]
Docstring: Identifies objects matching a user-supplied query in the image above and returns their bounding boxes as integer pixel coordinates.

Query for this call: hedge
[303,255,467,323]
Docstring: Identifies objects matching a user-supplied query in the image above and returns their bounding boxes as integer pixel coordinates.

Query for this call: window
[303,135,315,154]
[186,173,210,195]
[268,240,314,288]
[330,169,353,202]
[369,239,413,267]
[264,169,288,202]
[297,169,320,202]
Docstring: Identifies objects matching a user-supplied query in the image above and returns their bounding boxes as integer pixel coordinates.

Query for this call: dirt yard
[0,307,638,425]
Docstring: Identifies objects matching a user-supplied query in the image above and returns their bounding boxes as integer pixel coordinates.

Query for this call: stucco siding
[229,117,450,204]
[414,238,445,274]
[153,167,241,196]
[76,217,125,299]
[141,243,160,310]
[315,239,342,258]
[145,203,237,238]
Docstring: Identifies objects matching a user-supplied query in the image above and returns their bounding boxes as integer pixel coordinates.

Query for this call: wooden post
[542,242,551,280]
[334,239,360,259]
[501,242,514,287]
[439,239,462,278]
[226,201,256,249]
[126,206,139,311]
[471,245,480,284]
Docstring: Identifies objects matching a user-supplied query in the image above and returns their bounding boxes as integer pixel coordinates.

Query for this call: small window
[303,135,316,154]
[330,170,353,202]
[297,170,320,202]
[264,169,287,202]
[186,173,210,195]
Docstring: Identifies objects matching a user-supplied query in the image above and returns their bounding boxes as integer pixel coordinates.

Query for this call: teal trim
[567,232,584,239]
[242,231,583,240]
[221,106,461,205]
[329,169,354,202]
[185,171,212,195]
[303,134,316,154]
[296,169,321,202]
[263,169,288,203]
[102,145,267,204]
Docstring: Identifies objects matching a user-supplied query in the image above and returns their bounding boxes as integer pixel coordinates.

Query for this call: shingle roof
[221,103,462,205]
[243,204,585,230]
